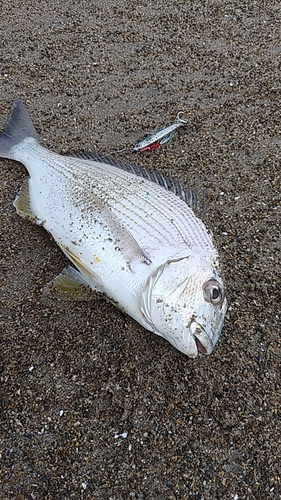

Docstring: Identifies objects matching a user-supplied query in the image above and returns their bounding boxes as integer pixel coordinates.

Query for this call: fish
[0,99,227,358]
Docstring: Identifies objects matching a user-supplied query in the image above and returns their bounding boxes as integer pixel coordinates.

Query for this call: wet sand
[0,1,280,499]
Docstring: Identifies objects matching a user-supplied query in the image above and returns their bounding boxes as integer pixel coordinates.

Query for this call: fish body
[0,100,227,358]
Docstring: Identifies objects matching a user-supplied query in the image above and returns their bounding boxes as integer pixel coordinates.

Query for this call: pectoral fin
[88,196,151,268]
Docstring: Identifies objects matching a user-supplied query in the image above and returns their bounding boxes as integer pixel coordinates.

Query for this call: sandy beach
[0,1,280,499]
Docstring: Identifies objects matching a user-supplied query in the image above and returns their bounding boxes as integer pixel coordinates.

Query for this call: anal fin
[13,178,38,223]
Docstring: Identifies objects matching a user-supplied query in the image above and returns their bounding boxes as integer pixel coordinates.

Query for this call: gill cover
[141,256,227,357]
[141,257,192,343]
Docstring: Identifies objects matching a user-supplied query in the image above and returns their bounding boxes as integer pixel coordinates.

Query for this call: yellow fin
[13,178,37,223]
[43,266,94,301]
[61,245,100,282]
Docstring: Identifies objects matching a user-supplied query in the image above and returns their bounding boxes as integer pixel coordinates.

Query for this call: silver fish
[0,99,227,358]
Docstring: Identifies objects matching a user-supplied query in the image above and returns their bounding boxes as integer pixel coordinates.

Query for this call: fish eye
[203,279,224,306]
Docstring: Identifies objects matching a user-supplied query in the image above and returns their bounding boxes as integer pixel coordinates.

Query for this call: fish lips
[190,321,213,356]
[190,298,227,356]
[195,336,208,354]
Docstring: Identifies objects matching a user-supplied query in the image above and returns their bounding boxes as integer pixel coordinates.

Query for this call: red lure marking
[139,142,161,152]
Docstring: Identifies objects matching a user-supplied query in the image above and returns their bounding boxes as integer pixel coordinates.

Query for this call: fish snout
[190,321,213,355]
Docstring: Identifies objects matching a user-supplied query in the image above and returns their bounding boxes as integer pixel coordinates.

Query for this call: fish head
[141,255,227,358]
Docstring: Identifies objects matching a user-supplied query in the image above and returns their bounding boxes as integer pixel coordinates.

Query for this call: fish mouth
[190,303,227,356]
[194,336,208,354]
[190,321,213,355]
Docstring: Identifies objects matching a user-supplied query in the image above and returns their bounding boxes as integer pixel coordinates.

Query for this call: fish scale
[37,152,176,249]
[62,156,214,255]
[54,154,203,253]
[0,99,227,358]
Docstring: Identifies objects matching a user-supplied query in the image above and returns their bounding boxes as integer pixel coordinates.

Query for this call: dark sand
[0,1,280,499]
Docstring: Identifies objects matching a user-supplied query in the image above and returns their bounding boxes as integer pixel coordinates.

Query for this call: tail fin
[0,99,39,159]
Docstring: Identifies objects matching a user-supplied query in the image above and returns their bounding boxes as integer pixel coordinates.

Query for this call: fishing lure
[133,112,188,152]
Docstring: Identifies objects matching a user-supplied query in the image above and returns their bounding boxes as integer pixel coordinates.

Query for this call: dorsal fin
[69,150,198,210]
